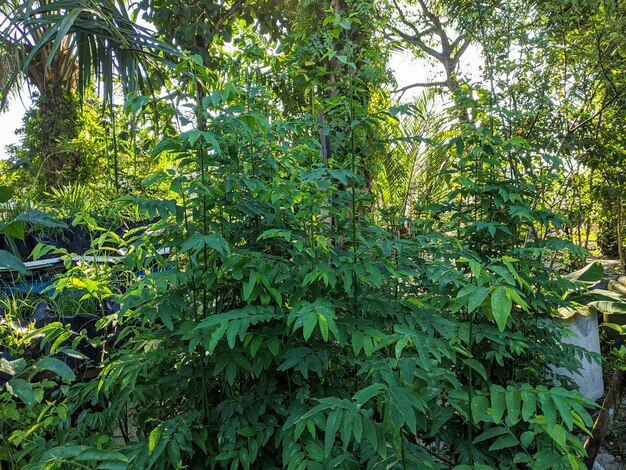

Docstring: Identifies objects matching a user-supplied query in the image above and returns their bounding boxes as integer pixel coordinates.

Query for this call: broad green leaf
[31,242,59,261]
[324,409,342,457]
[6,378,35,406]
[0,220,24,239]
[0,249,28,275]
[352,331,364,355]
[352,414,363,443]
[565,262,603,284]
[318,314,329,341]
[388,387,424,433]
[76,449,128,462]
[551,390,574,430]
[469,259,482,279]
[267,338,280,356]
[250,336,263,357]
[204,234,230,256]
[35,357,75,382]
[473,426,509,444]
[243,272,257,301]
[39,445,89,461]
[505,388,521,425]
[354,384,386,407]
[521,386,536,421]
[520,430,534,448]
[0,185,14,203]
[543,424,567,449]
[16,210,67,228]
[148,426,162,453]
[490,385,506,424]
[302,312,317,341]
[491,286,512,331]
[538,389,557,425]
[463,358,488,381]
[208,323,229,354]
[468,286,489,313]
[0,357,26,376]
[489,435,518,451]
[167,441,182,469]
[471,395,490,423]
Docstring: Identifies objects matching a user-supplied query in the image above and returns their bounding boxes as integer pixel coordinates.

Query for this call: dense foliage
[1,0,626,469]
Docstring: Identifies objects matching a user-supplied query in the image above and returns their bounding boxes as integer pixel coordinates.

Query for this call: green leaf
[318,314,329,342]
[469,259,482,279]
[267,338,280,356]
[521,386,536,421]
[352,330,364,355]
[76,449,128,462]
[0,357,26,376]
[388,387,423,433]
[463,358,488,381]
[204,234,230,256]
[148,426,162,453]
[352,414,363,443]
[167,441,182,469]
[473,426,509,444]
[489,434,518,451]
[520,430,534,448]
[35,357,75,382]
[543,424,567,449]
[538,389,557,425]
[181,233,230,257]
[31,242,59,261]
[0,249,28,275]
[471,395,490,423]
[243,272,257,301]
[0,220,24,239]
[302,313,318,341]
[490,385,506,424]
[208,323,229,354]
[39,445,89,461]
[468,286,489,313]
[6,378,35,406]
[491,286,512,331]
[354,384,386,407]
[324,409,342,457]
[551,390,574,430]
[505,388,521,425]
[16,210,67,228]
[565,262,604,284]
[250,336,263,357]
[0,185,14,203]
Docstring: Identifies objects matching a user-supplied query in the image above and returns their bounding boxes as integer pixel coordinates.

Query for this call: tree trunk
[25,87,81,187]
[24,41,82,188]
[617,193,625,274]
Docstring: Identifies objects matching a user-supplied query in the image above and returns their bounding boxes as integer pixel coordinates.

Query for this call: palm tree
[0,0,178,186]
[377,91,451,217]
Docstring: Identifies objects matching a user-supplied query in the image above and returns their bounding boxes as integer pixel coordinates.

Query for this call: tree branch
[567,85,626,135]
[211,0,244,34]
[394,80,446,100]
[451,38,471,65]
[390,0,427,39]
[390,26,443,61]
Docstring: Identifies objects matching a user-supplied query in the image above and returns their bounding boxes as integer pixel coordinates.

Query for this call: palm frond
[0,39,24,111]
[0,0,181,109]
[377,90,452,216]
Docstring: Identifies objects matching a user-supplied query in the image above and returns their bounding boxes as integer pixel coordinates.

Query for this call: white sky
[0,45,482,160]
[0,96,30,159]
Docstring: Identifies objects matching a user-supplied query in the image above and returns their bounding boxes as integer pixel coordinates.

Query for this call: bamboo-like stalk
[617,193,624,275]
